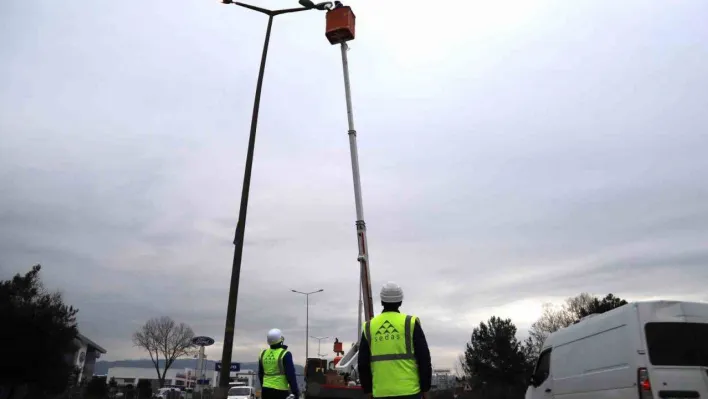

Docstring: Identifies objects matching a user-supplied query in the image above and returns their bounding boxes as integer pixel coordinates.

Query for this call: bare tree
[132,316,196,387]
[525,293,595,359]
[454,354,467,380]
[565,292,595,320]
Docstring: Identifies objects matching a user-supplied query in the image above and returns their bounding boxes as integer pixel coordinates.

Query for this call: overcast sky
[1,0,707,370]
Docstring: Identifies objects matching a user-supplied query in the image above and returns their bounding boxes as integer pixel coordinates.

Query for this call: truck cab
[304,340,366,399]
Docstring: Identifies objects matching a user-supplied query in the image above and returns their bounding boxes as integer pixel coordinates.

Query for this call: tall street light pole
[291,289,324,365]
[310,336,330,357]
[217,2,332,397]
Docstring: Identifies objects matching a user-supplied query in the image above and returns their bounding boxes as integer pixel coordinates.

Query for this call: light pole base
[214,386,230,399]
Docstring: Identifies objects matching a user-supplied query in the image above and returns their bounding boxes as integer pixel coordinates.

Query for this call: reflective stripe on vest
[260,348,289,390]
[364,313,420,398]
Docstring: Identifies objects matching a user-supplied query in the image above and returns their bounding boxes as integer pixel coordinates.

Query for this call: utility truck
[303,2,371,399]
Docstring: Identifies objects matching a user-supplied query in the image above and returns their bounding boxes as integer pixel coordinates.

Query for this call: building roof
[107,366,216,380]
[77,332,107,354]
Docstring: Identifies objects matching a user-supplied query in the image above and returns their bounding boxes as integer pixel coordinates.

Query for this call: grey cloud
[2,0,708,368]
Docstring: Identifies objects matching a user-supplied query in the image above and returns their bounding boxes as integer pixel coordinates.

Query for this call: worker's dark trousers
[262,387,292,399]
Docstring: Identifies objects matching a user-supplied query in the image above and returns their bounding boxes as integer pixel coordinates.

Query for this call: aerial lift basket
[325,5,356,45]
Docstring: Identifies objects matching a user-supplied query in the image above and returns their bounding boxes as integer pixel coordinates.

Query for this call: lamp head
[314,1,333,10]
[299,0,333,10]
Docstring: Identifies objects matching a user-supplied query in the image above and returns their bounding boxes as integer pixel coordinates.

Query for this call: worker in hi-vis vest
[258,329,300,399]
[358,282,432,399]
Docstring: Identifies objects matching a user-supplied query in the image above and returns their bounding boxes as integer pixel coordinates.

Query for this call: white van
[526,300,708,399]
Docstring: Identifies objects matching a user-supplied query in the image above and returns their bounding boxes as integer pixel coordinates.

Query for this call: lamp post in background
[310,336,330,357]
[217,2,333,397]
[291,289,324,364]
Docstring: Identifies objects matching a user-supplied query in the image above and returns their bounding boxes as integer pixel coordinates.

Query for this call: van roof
[637,300,708,323]
[542,300,708,350]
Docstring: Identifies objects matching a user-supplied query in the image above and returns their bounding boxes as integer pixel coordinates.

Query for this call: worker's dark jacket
[358,309,433,398]
[258,343,300,398]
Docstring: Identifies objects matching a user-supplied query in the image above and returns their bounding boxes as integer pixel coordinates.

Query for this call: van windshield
[228,387,251,396]
[645,322,708,366]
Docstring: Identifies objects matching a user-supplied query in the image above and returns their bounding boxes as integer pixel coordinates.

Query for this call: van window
[533,349,551,385]
[645,322,708,367]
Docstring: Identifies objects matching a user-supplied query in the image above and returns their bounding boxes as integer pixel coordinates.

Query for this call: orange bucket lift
[332,338,345,367]
[325,4,356,45]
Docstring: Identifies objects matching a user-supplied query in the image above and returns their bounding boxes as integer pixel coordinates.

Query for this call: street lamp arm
[291,289,325,295]
[226,1,327,16]
[272,6,317,16]
[229,1,273,15]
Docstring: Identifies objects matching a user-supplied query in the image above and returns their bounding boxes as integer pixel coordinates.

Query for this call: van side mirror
[528,375,537,386]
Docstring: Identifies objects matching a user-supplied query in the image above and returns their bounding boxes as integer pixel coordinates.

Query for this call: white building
[71,333,107,382]
[107,367,214,387]
[107,367,257,389]
[431,369,453,391]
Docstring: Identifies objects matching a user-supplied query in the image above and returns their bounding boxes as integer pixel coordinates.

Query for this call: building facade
[106,367,257,389]
[107,367,207,387]
[71,333,107,382]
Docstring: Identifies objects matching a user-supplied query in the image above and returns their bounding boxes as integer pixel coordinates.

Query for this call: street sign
[192,336,215,346]
[215,362,240,372]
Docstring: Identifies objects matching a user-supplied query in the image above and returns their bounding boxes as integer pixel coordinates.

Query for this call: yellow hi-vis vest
[364,312,420,398]
[260,347,290,390]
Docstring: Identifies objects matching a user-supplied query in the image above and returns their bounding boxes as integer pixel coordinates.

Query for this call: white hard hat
[267,328,284,345]
[380,281,404,303]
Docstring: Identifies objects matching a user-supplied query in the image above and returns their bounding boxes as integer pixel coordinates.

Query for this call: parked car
[154,387,186,399]
[525,300,708,399]
[227,386,256,399]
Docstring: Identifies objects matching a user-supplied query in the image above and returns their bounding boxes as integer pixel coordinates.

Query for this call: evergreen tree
[462,316,531,399]
[0,265,80,397]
